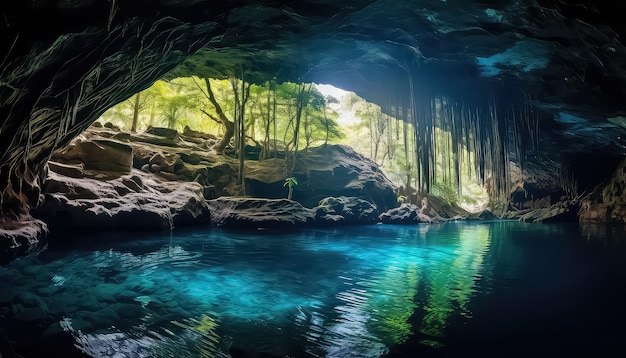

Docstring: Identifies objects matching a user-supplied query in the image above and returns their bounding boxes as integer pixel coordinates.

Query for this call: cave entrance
[95,78,488,211]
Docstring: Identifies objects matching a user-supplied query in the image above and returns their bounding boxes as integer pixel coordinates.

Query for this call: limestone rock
[183,126,218,141]
[0,216,48,263]
[580,158,626,223]
[417,194,469,220]
[207,197,314,229]
[47,161,84,178]
[50,138,133,175]
[33,170,210,230]
[379,203,438,224]
[505,162,564,211]
[314,196,379,225]
[145,126,180,141]
[246,144,397,212]
[519,200,579,223]
[379,194,469,224]
[466,209,500,221]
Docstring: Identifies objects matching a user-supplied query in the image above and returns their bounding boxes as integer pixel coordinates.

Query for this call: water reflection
[416,224,490,346]
[0,224,496,357]
[294,223,493,353]
[6,222,624,357]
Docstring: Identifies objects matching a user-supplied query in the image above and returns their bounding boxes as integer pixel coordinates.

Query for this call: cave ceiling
[166,0,626,159]
[2,0,626,196]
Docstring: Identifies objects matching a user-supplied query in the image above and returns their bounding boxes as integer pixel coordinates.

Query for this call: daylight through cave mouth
[4,0,626,238]
[97,74,490,208]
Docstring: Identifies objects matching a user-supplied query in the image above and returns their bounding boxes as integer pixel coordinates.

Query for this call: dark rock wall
[3,0,626,237]
[580,158,626,223]
[1,3,220,221]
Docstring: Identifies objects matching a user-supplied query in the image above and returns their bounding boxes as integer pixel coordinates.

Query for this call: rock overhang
[3,0,626,220]
[166,1,626,124]
[5,1,626,121]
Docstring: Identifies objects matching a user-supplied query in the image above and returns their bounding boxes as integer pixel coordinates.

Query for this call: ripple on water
[2,222,626,357]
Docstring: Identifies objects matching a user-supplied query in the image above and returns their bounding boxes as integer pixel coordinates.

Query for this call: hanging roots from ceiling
[384,72,538,201]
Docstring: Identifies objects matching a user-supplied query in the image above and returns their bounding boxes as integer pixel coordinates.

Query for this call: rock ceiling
[2,0,626,219]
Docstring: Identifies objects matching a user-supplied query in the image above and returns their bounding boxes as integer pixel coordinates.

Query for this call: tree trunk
[262,81,271,160]
[290,83,309,174]
[323,103,329,145]
[149,102,156,127]
[131,92,141,132]
[272,87,277,158]
[231,77,251,191]
[203,78,234,154]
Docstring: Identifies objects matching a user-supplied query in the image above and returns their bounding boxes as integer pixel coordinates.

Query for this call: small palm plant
[283,176,298,200]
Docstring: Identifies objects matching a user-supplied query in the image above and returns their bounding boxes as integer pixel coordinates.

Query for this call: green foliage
[283,176,298,187]
[283,176,298,200]
[431,181,459,205]
[335,94,488,210]
[97,75,487,211]
[158,89,195,129]
[99,77,343,155]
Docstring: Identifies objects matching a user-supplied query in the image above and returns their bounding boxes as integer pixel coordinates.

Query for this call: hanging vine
[393,58,538,201]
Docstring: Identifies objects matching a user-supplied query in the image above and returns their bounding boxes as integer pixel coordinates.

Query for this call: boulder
[379,194,469,224]
[313,196,379,225]
[33,170,210,230]
[580,158,626,223]
[145,126,180,141]
[379,203,438,224]
[246,144,397,212]
[207,197,314,229]
[183,126,218,141]
[0,216,48,264]
[466,209,500,221]
[417,194,469,220]
[47,161,84,178]
[50,138,133,175]
[519,200,580,223]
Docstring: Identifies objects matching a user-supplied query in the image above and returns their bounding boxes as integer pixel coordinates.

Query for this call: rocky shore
[31,125,489,233]
[10,122,626,263]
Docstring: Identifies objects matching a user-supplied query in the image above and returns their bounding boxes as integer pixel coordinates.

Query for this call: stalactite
[403,119,410,189]
[396,64,538,202]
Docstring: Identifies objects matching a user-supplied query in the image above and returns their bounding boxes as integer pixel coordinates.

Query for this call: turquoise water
[1,221,626,357]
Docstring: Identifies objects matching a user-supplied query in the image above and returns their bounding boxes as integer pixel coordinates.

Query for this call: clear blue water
[1,221,626,357]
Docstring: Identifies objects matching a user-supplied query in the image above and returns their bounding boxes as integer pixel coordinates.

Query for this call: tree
[283,176,298,200]
[196,78,235,154]
[231,75,252,191]
[322,95,340,144]
[158,90,193,129]
[130,92,141,132]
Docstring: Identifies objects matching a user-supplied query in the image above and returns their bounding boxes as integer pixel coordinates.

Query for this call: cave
[2,1,626,357]
[3,0,626,245]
